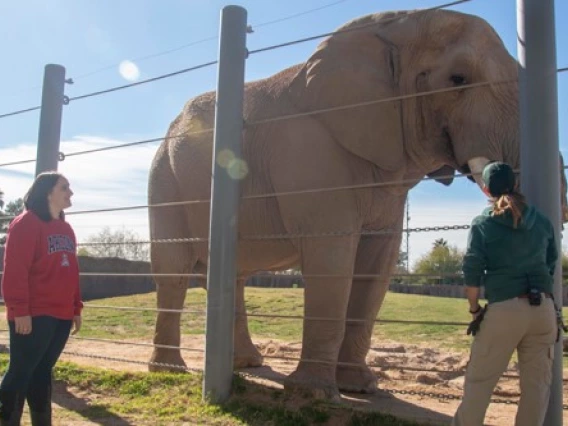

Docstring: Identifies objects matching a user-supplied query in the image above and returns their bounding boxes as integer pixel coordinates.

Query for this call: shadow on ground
[224,366,453,426]
[53,382,133,426]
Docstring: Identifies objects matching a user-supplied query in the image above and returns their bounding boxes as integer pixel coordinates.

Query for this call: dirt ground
[52,336,568,426]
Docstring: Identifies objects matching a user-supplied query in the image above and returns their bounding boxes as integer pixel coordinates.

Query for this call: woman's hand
[14,316,32,335]
[72,316,82,335]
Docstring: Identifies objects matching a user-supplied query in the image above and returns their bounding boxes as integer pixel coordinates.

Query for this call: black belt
[518,293,553,299]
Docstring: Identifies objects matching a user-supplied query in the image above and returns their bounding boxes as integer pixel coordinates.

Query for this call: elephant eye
[450,74,468,86]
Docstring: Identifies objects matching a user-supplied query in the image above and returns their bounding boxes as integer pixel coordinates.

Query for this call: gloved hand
[467,305,487,336]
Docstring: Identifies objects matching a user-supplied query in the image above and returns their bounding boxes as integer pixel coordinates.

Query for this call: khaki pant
[452,297,557,426]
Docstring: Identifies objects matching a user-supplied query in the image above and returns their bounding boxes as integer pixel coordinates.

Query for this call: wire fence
[1,0,567,416]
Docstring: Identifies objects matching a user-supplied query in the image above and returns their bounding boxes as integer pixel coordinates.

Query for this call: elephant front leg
[150,278,189,372]
[234,278,263,368]
[336,226,402,393]
[284,236,358,402]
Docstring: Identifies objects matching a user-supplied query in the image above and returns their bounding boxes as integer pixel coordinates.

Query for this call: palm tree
[433,238,448,248]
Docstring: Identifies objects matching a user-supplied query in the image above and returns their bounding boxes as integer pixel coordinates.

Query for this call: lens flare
[119,60,140,82]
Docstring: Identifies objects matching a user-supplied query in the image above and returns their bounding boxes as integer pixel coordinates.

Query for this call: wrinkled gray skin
[147,9,568,400]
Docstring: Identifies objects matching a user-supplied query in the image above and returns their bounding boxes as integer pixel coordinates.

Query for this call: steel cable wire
[3,330,566,389]
[0,343,194,371]
[0,329,203,353]
[6,271,458,280]
[1,62,564,172]
[67,61,218,103]
[0,326,558,383]
[36,168,478,218]
[75,225,471,248]
[83,304,205,313]
[0,0,565,125]
[48,158,568,218]
[67,335,204,353]
[1,63,565,121]
[57,0,452,105]
[0,130,210,169]
[0,59,216,120]
[0,105,41,120]
[0,79,496,170]
[245,79,515,127]
[59,350,197,372]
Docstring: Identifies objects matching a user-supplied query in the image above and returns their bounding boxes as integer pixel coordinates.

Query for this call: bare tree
[83,226,149,261]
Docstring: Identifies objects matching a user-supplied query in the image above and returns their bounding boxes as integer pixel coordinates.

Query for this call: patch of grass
[74,290,208,339]
[0,355,424,425]
[245,289,475,351]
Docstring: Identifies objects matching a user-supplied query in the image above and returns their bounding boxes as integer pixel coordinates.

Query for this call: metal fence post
[36,64,66,176]
[203,5,248,404]
[517,1,562,424]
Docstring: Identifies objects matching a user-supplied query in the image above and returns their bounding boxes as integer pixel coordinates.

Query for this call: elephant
[147,9,568,400]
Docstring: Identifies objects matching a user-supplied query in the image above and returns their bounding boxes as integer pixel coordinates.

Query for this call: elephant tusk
[467,157,491,191]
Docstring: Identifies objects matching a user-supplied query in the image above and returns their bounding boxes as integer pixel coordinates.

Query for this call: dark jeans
[0,316,71,408]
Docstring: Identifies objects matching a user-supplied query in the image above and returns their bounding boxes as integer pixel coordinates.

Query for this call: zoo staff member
[452,162,558,426]
[0,172,83,426]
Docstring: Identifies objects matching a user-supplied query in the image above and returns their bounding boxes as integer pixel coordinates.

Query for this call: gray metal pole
[517,1,562,424]
[203,5,247,404]
[36,64,66,176]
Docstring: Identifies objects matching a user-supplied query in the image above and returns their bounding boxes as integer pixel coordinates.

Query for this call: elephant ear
[292,31,405,172]
[427,165,455,186]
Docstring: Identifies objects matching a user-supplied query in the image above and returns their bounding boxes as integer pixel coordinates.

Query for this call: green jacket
[463,205,558,304]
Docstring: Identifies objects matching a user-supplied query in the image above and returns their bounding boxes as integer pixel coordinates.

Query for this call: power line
[0,105,41,120]
[247,0,472,56]
[71,0,351,81]
[253,0,349,29]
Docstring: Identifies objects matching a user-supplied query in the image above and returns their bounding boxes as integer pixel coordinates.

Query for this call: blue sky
[0,0,566,266]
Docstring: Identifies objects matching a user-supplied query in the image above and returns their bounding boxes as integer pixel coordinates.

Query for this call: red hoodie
[1,211,83,321]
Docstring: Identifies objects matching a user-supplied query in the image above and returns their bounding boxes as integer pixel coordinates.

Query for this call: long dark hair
[490,189,527,228]
[24,171,66,222]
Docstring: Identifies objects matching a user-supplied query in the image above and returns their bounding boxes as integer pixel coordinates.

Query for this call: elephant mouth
[459,163,476,183]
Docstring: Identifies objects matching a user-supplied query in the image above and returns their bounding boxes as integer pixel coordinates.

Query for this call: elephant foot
[149,349,187,373]
[284,369,341,402]
[336,364,378,394]
[234,347,263,368]
[234,334,263,368]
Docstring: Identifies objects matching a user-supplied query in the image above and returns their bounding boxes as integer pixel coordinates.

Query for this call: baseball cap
[482,162,516,196]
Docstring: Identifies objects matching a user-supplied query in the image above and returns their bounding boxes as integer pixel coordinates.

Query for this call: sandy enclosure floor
[48,336,568,425]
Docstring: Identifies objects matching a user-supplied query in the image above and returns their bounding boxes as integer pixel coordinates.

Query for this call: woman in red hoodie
[0,171,82,426]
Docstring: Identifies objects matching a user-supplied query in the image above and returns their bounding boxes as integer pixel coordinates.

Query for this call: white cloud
[0,135,157,242]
